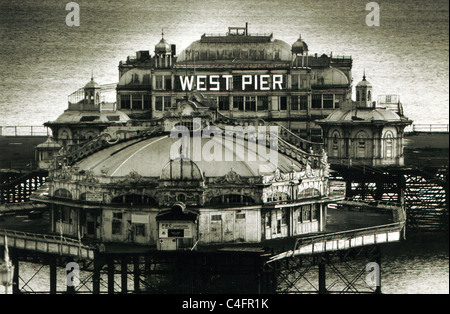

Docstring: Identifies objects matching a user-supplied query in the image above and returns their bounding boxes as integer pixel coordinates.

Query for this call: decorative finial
[91,70,94,81]
[363,69,366,81]
[161,28,164,39]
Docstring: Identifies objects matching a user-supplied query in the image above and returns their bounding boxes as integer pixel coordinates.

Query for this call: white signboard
[131,214,149,224]
[85,193,103,202]
[159,221,193,238]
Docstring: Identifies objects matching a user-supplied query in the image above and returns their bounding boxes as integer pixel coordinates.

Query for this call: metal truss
[264,245,382,294]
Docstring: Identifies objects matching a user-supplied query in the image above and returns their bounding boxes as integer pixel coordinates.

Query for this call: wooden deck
[0,199,405,261]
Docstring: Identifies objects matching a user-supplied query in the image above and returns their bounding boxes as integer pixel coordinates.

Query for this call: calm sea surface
[0,0,448,126]
[0,0,448,294]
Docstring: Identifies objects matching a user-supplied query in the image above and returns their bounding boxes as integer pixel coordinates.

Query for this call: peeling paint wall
[198,208,261,244]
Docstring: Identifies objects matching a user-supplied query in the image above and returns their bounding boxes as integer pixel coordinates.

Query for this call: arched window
[367,90,371,102]
[384,132,393,158]
[54,189,72,199]
[330,130,341,158]
[356,131,367,158]
[177,194,186,202]
[299,188,321,198]
[209,194,255,205]
[266,192,291,202]
[111,194,157,205]
[356,91,360,102]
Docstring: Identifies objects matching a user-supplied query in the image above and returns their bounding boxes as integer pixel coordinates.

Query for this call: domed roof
[84,77,101,89]
[74,134,303,178]
[291,35,308,54]
[51,110,130,124]
[36,137,61,149]
[314,67,349,86]
[176,38,292,62]
[160,159,204,181]
[319,108,404,124]
[356,73,372,88]
[155,37,171,54]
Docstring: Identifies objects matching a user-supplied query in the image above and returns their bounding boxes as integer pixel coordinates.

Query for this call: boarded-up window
[236,213,246,219]
[211,214,222,221]
[112,212,122,235]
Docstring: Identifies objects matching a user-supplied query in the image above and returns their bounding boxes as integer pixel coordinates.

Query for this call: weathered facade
[116,24,352,143]
[33,97,339,250]
[316,74,412,167]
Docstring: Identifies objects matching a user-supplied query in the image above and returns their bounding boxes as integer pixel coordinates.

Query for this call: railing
[274,122,324,153]
[0,228,95,259]
[267,221,404,263]
[330,55,352,60]
[0,126,49,137]
[407,124,449,133]
[61,124,165,165]
[339,197,402,208]
[202,33,272,37]
[215,111,324,153]
[67,83,117,105]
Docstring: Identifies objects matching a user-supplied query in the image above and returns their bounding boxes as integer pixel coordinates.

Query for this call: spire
[161,28,164,40]
[363,69,366,81]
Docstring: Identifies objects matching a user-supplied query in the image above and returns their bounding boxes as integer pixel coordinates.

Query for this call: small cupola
[155,29,173,68]
[155,29,172,55]
[292,34,308,54]
[355,71,373,108]
[35,137,62,170]
[83,74,101,108]
[291,34,309,67]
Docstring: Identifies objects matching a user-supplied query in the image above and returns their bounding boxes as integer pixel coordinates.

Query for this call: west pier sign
[177,74,284,91]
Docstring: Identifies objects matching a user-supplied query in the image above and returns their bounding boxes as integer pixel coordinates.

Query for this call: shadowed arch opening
[209,194,255,205]
[111,194,157,205]
[54,189,72,199]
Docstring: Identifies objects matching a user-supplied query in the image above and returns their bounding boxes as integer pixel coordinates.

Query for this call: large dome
[176,39,292,62]
[320,108,404,123]
[75,133,303,178]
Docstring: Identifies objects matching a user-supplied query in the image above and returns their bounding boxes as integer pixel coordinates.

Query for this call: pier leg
[50,260,57,294]
[93,253,102,294]
[12,257,19,294]
[133,256,140,293]
[318,258,327,294]
[121,257,127,294]
[108,257,115,294]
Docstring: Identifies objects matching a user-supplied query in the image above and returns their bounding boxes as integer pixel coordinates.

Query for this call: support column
[375,179,384,201]
[133,256,140,293]
[49,259,57,294]
[318,257,327,294]
[93,252,102,294]
[345,177,353,199]
[121,257,127,294]
[107,257,115,294]
[12,257,20,294]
